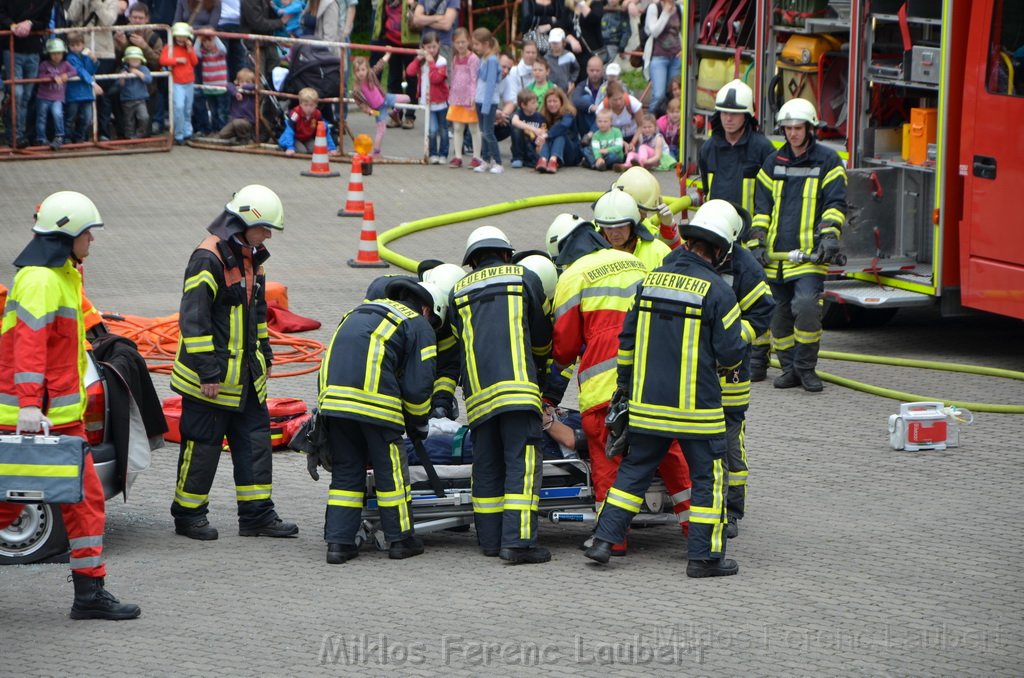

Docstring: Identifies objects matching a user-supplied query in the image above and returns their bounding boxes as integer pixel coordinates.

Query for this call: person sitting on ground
[534,86,579,174]
[528,57,555,102]
[510,88,544,169]
[622,112,666,170]
[589,109,624,171]
[278,86,339,155]
[216,67,258,143]
[594,79,643,142]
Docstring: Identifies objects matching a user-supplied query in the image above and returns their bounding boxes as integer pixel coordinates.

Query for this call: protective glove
[657,202,673,225]
[306,452,321,482]
[430,399,459,421]
[604,389,629,459]
[17,406,51,434]
[407,423,429,442]
[746,228,770,267]
[815,234,840,265]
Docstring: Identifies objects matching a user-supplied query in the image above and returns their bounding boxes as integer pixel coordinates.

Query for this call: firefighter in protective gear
[611,166,682,249]
[752,97,846,393]
[0,191,140,620]
[450,226,553,564]
[316,278,440,563]
[511,250,559,313]
[697,201,774,539]
[585,206,748,577]
[594,190,671,270]
[365,261,463,421]
[170,184,298,541]
[699,79,776,381]
[549,214,693,551]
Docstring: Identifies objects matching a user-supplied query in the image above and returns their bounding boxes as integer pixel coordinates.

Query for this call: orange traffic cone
[301,121,339,177]
[347,201,389,269]
[338,156,365,217]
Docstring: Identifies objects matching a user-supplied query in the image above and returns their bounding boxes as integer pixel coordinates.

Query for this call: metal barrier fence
[2,24,172,159]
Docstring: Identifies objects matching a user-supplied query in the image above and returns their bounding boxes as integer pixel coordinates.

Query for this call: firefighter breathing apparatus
[373,192,1024,417]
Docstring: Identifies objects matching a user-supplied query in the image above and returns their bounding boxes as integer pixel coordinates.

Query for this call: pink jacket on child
[447,52,478,108]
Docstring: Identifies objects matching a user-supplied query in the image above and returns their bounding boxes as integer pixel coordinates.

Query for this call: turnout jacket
[170,234,274,411]
[318,298,437,433]
[0,259,87,428]
[698,117,776,216]
[617,249,746,438]
[753,136,847,280]
[364,274,460,414]
[552,248,647,414]
[716,245,775,412]
[449,257,552,426]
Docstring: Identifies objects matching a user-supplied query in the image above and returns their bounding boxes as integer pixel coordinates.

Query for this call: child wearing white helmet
[35,38,77,149]
[160,23,199,144]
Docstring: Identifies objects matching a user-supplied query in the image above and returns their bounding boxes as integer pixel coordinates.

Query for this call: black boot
[726,515,739,539]
[749,361,768,383]
[686,558,739,578]
[773,371,802,389]
[70,573,142,620]
[499,546,551,564]
[175,518,218,541]
[326,543,359,564]
[583,538,613,564]
[239,517,299,537]
[389,536,424,560]
[798,369,823,393]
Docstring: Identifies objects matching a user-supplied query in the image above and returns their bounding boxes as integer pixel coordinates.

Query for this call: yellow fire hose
[376,193,1023,414]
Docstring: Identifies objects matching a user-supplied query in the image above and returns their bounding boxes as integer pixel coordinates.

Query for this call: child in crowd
[160,22,199,144]
[472,27,503,174]
[64,32,103,144]
[351,53,409,158]
[544,28,578,93]
[195,33,229,135]
[528,58,554,101]
[274,0,306,37]
[446,27,481,168]
[513,40,538,92]
[623,112,665,170]
[595,80,643,140]
[589,109,624,171]
[279,86,338,154]
[217,68,258,144]
[657,96,680,160]
[601,61,625,99]
[535,87,578,174]
[510,88,543,168]
[35,38,77,149]
[120,46,153,139]
[408,31,449,164]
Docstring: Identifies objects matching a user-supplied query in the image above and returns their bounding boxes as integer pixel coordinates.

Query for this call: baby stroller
[280,43,343,130]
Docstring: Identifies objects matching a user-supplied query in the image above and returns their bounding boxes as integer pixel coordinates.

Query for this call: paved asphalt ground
[0,130,1022,676]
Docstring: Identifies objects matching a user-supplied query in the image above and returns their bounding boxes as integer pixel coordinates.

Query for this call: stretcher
[356,457,677,550]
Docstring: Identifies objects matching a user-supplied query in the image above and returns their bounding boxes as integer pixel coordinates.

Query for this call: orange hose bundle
[101,312,324,377]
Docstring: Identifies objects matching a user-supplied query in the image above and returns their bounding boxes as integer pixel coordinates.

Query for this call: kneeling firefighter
[315,278,445,563]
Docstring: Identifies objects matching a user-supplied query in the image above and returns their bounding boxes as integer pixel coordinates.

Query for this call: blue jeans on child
[172,82,195,141]
[510,126,538,166]
[475,103,501,166]
[429,106,449,158]
[36,99,65,143]
[65,101,94,142]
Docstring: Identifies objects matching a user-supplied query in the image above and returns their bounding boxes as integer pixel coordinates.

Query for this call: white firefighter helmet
[545,212,590,258]
[777,97,819,127]
[593,190,642,230]
[512,250,558,302]
[171,22,194,39]
[715,79,755,116]
[611,166,661,212]
[418,281,448,323]
[420,263,466,295]
[462,225,513,265]
[682,201,735,256]
[225,184,285,230]
[33,191,104,238]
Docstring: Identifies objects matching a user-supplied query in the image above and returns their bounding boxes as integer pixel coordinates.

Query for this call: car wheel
[0,503,69,565]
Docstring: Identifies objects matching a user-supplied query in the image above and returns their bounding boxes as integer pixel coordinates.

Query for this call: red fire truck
[678,0,1024,322]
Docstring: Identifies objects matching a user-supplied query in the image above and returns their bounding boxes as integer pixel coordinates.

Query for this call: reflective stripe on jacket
[553,249,647,414]
[170,235,273,411]
[449,261,552,426]
[617,249,747,438]
[753,137,847,280]
[0,260,87,427]
[699,122,776,215]
[318,299,437,432]
[717,245,775,411]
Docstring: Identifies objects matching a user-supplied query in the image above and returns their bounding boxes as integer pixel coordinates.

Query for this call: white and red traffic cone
[347,201,389,268]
